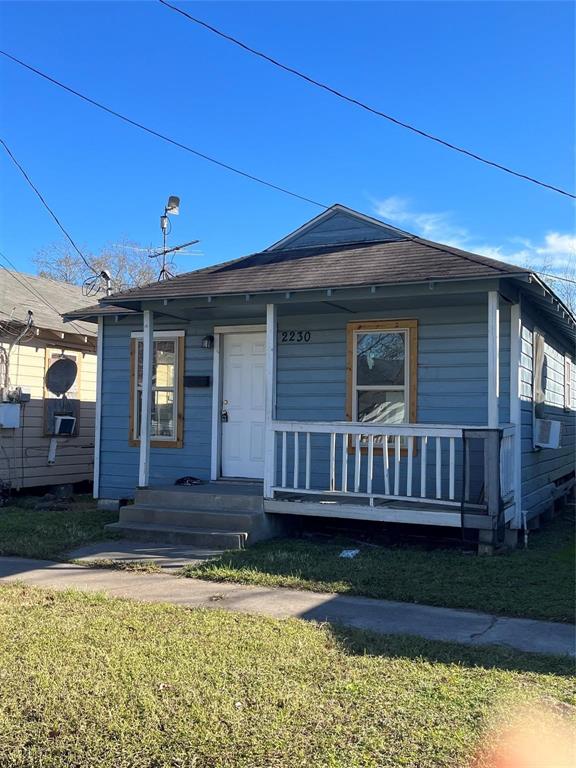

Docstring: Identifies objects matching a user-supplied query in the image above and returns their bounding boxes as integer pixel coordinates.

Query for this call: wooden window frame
[129,335,184,448]
[346,320,418,454]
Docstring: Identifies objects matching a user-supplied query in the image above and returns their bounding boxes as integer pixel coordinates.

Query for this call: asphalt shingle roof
[100,236,530,305]
[0,271,97,336]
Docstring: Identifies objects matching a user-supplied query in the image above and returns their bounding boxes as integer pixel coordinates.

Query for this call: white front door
[221,332,266,479]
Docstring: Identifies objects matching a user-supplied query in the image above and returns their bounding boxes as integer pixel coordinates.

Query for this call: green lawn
[0,584,573,768]
[0,496,117,560]
[183,507,576,623]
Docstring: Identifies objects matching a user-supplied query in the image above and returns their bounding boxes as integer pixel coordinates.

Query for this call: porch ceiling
[139,289,491,322]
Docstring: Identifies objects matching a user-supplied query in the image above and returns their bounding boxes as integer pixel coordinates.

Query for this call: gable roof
[0,270,96,337]
[265,204,408,250]
[67,203,573,343]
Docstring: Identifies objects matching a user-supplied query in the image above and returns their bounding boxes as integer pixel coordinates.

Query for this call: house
[0,270,97,492]
[64,205,575,552]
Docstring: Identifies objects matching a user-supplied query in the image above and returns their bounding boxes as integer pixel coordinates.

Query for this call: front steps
[105,482,284,550]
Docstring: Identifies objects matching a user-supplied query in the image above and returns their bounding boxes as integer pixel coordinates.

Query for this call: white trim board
[131,330,185,338]
[213,324,266,334]
[210,333,222,480]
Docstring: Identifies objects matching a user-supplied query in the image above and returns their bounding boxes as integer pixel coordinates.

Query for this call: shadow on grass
[326,623,576,677]
[185,507,576,623]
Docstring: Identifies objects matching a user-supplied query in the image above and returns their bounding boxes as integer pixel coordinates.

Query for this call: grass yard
[183,506,576,623]
[0,496,117,560]
[0,584,573,768]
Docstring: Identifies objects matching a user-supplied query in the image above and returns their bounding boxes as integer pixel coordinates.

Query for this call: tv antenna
[157,195,202,281]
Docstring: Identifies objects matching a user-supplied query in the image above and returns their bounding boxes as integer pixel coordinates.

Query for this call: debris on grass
[339,549,360,559]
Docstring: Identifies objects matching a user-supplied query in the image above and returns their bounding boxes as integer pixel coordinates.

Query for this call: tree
[538,267,576,315]
[33,240,175,293]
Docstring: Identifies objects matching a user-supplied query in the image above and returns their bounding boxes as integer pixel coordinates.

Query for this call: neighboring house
[0,271,97,491]
[65,205,575,551]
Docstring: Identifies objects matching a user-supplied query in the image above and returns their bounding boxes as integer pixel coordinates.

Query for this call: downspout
[93,315,104,499]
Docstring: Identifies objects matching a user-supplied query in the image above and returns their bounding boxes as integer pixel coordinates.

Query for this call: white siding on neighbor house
[0,339,96,489]
[519,308,575,518]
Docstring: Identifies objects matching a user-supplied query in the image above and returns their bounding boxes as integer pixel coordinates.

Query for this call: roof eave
[100,272,531,308]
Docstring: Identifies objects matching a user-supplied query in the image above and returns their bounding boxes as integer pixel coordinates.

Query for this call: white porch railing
[265,421,515,517]
[499,426,515,500]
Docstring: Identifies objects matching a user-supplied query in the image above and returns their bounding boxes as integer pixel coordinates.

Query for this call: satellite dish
[45,357,77,397]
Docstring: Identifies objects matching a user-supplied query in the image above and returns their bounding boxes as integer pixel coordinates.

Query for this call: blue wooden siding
[519,308,575,518]
[272,210,404,250]
[275,301,502,498]
[99,316,215,498]
[98,297,519,502]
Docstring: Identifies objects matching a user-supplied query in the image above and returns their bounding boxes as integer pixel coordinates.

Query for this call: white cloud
[374,196,469,246]
[373,196,575,274]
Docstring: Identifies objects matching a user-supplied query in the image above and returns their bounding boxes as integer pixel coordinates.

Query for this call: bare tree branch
[33,240,175,291]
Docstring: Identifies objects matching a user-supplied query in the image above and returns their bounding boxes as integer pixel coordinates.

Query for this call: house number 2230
[280,330,311,343]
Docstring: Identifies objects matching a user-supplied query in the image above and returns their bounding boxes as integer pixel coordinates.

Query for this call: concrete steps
[105,482,282,550]
[117,505,259,531]
[105,522,247,550]
[135,485,264,513]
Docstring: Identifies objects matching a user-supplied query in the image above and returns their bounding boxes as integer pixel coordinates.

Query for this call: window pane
[136,390,175,438]
[357,390,405,425]
[356,332,405,386]
[152,390,174,437]
[155,341,176,388]
[137,340,176,388]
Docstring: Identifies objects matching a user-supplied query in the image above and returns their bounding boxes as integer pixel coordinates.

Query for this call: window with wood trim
[129,333,184,448]
[346,320,417,427]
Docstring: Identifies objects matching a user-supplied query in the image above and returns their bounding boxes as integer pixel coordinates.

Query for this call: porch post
[138,309,154,487]
[263,303,277,497]
[93,315,104,499]
[509,302,523,528]
[487,291,500,428]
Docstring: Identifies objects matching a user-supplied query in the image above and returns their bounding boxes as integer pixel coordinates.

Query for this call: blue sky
[0,0,574,279]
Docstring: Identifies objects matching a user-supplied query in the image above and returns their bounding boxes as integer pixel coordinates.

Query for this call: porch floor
[266,493,495,530]
[149,481,263,497]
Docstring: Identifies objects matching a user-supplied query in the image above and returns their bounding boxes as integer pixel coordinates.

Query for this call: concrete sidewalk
[0,556,573,657]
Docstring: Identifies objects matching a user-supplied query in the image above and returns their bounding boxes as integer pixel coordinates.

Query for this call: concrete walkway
[0,556,573,657]
[67,540,222,570]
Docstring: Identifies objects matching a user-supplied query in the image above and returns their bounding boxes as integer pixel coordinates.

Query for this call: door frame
[210,325,267,480]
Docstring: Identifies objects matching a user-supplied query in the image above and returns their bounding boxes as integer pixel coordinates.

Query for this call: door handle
[221,410,229,423]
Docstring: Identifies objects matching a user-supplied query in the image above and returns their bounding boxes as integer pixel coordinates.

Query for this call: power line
[0,252,88,337]
[158,0,576,201]
[0,138,99,275]
[537,271,576,286]
[0,50,328,209]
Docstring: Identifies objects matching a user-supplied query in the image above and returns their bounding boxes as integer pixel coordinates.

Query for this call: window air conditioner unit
[54,415,76,436]
[0,403,20,428]
[534,418,561,449]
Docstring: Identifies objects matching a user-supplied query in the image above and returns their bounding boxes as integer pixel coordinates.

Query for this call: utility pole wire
[158,0,576,200]
[0,50,328,210]
[0,137,99,275]
[537,271,576,286]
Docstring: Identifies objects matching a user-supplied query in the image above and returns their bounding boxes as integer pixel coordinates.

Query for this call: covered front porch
[127,284,522,549]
